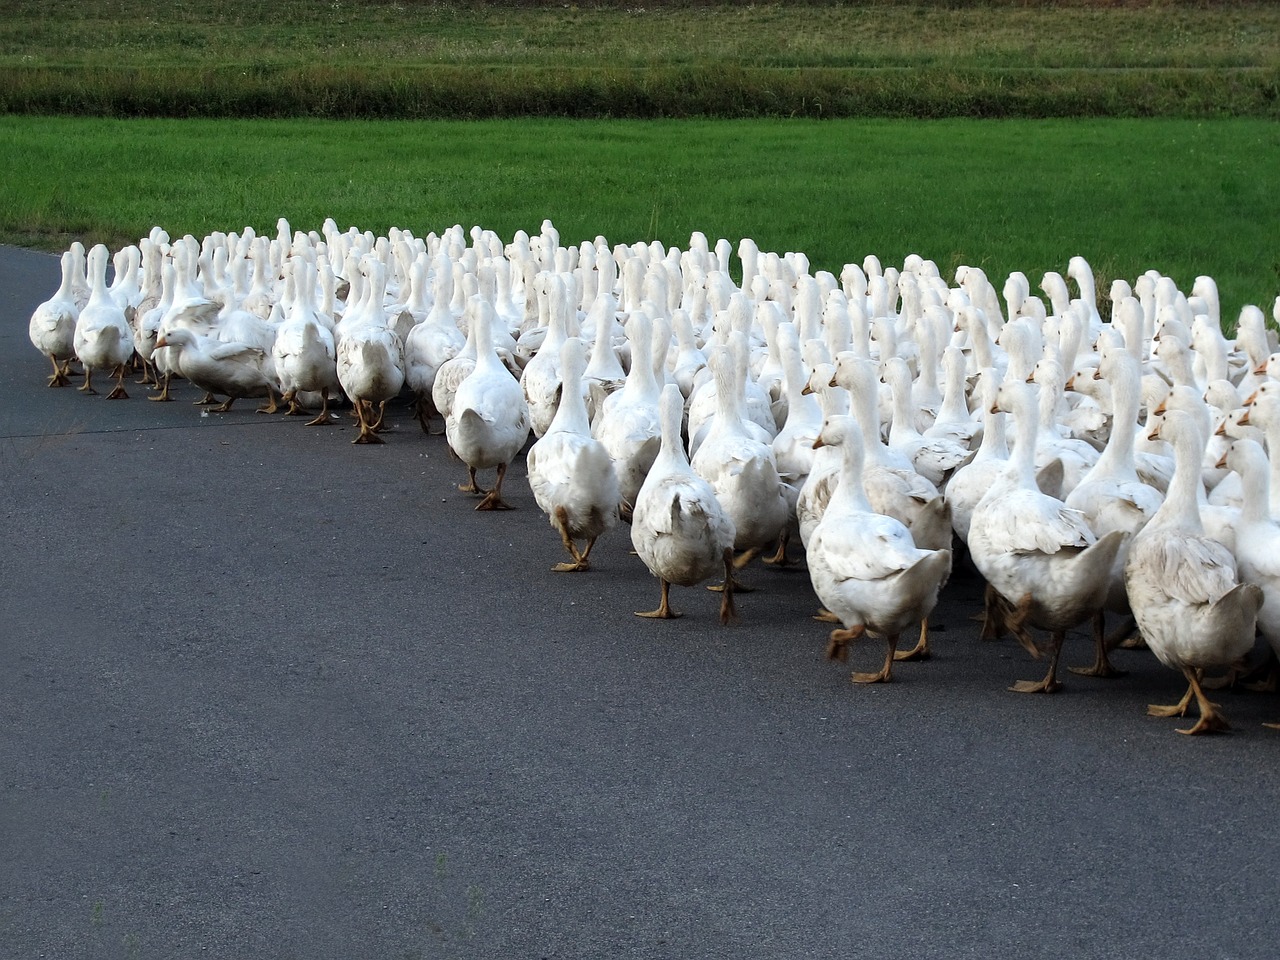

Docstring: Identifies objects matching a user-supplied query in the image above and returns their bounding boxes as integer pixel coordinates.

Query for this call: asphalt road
[3,243,1279,960]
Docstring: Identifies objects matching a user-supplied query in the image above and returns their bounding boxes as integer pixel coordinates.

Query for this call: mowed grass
[4,0,1277,71]
[1,1,1277,118]
[2,114,1276,322]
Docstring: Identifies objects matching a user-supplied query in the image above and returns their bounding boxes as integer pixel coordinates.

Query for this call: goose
[945,374,1010,545]
[1124,411,1263,734]
[592,309,663,517]
[133,258,175,390]
[521,272,575,438]
[796,362,848,549]
[967,380,1127,693]
[151,238,222,402]
[154,327,277,413]
[881,356,971,487]
[403,256,466,433]
[525,337,620,571]
[923,344,980,449]
[833,352,951,658]
[73,244,136,399]
[807,415,952,684]
[272,260,341,425]
[690,343,790,579]
[767,324,824,565]
[446,297,531,509]
[630,383,737,623]
[1224,438,1280,717]
[28,250,80,386]
[1062,348,1163,677]
[581,291,628,421]
[335,260,405,442]
[1028,355,1101,496]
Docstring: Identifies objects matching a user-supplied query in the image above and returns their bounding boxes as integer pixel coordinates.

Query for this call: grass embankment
[1,1,1277,118]
[2,115,1275,321]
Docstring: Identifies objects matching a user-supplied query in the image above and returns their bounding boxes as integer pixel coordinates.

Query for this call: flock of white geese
[27,218,1280,735]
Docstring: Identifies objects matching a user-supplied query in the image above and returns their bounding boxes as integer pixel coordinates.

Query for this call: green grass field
[2,1,1277,118]
[2,114,1276,322]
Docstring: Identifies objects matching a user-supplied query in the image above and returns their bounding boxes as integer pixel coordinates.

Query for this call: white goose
[690,343,790,578]
[882,356,971,487]
[967,380,1127,693]
[1124,411,1263,734]
[335,260,405,443]
[1225,437,1280,719]
[446,297,531,510]
[592,309,663,517]
[526,337,620,571]
[630,383,737,623]
[1062,347,1162,677]
[28,250,80,387]
[272,260,341,426]
[403,255,466,433]
[154,326,277,413]
[807,414,952,684]
[73,244,136,399]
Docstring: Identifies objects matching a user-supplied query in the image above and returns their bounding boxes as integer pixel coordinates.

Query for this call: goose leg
[1176,667,1231,735]
[812,608,841,623]
[1009,629,1064,693]
[104,364,129,399]
[371,400,389,432]
[213,396,236,413]
[893,617,932,662]
[47,354,71,387]
[352,400,385,444]
[1069,610,1127,678]
[135,357,155,385]
[305,388,334,426]
[551,506,590,572]
[978,582,1011,641]
[1147,681,1196,718]
[78,368,97,395]
[731,547,762,571]
[282,390,308,416]
[636,579,681,620]
[761,531,792,567]
[853,634,899,684]
[825,624,864,662]
[149,372,174,402]
[475,463,515,511]
[1004,593,1044,660]
[717,548,738,625]
[194,391,218,405]
[458,466,485,495]
[256,386,280,414]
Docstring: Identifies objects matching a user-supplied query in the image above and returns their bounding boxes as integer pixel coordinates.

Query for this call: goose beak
[1153,400,1168,416]
[1245,390,1259,406]
[801,383,813,396]
[1216,449,1230,469]
[828,376,838,388]
[1064,375,1076,390]
[1239,409,1252,426]
[812,437,827,450]
[1254,363,1268,376]
[1092,367,1103,381]
[1214,421,1227,436]
[154,336,168,349]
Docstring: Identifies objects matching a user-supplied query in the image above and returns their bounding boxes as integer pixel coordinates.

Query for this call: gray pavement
[2,243,1279,960]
